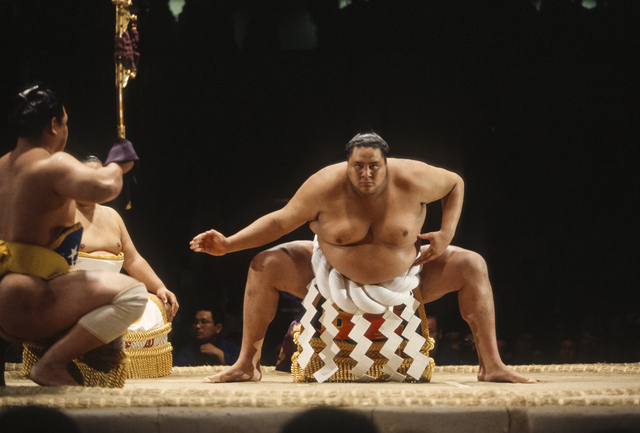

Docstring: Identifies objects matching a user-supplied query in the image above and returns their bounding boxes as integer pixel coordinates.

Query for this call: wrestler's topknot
[9,82,64,140]
[345,132,390,160]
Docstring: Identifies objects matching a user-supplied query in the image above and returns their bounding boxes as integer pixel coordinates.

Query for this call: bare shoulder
[388,158,433,184]
[388,157,430,171]
[100,205,127,232]
[40,151,80,173]
[300,162,346,193]
[388,157,462,198]
[391,157,460,177]
[0,153,10,180]
[100,204,120,217]
[97,204,121,221]
[312,161,346,181]
[14,151,79,186]
[283,162,346,220]
[0,149,61,187]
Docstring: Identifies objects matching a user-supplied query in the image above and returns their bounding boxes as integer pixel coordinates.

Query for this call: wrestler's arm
[412,161,464,264]
[114,207,179,320]
[226,186,319,251]
[47,153,132,204]
[191,169,326,255]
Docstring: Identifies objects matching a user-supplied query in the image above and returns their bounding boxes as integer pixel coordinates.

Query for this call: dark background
[1,0,639,364]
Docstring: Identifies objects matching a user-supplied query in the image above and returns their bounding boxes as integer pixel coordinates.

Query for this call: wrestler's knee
[250,242,309,274]
[250,249,283,274]
[78,283,147,343]
[248,243,313,297]
[455,248,489,282]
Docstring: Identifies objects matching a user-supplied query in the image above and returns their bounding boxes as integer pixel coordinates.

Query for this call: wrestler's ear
[43,116,57,136]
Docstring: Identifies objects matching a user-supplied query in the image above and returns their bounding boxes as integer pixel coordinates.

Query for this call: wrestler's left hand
[156,287,179,322]
[415,231,451,265]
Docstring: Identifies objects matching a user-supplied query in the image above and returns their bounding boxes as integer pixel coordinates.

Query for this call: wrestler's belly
[320,242,417,284]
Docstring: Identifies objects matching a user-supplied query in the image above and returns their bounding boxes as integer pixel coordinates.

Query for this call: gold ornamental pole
[113,0,137,138]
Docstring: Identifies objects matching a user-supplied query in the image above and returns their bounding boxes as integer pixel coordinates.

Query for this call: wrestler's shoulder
[31,151,78,174]
[318,161,346,173]
[388,158,431,177]
[388,157,428,167]
[46,151,79,165]
[308,162,346,184]
[0,154,8,175]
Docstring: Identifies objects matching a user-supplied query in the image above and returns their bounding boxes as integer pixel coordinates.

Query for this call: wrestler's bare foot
[203,363,262,383]
[478,365,536,383]
[29,361,80,386]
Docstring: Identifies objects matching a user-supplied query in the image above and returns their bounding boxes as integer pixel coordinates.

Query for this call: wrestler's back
[0,148,75,246]
[309,159,427,284]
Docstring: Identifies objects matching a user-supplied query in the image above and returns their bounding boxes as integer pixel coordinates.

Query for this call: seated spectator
[174,306,240,366]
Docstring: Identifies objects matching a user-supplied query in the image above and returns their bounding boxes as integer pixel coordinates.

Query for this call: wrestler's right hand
[190,229,230,256]
[108,161,134,174]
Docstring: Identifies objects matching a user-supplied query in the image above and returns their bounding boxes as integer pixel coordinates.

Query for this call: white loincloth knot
[311,236,421,315]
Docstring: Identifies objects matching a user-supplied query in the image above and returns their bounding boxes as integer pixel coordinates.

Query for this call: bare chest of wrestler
[75,208,123,255]
[310,192,426,284]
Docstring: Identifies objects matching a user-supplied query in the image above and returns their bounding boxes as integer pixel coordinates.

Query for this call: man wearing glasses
[174,307,240,366]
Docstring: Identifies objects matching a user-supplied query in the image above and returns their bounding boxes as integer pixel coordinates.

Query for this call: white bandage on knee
[77,283,148,343]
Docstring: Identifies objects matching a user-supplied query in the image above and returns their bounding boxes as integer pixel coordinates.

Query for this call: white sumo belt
[297,237,431,382]
[74,252,125,273]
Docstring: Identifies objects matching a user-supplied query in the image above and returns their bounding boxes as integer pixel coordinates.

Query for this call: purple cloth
[105,137,139,164]
[105,138,139,208]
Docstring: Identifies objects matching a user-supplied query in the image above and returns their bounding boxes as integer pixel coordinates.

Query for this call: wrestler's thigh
[255,240,314,299]
[418,246,471,303]
[0,270,140,340]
